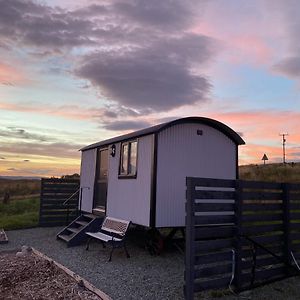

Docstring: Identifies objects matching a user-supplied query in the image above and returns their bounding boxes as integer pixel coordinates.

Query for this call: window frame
[118,139,138,179]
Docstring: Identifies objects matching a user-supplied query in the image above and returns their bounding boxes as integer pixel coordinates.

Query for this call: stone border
[0,247,112,300]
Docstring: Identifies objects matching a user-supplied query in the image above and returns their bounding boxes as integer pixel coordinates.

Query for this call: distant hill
[239,162,300,183]
[0,176,41,180]
[0,177,41,198]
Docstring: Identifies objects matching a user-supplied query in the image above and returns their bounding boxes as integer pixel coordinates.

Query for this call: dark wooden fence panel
[185,177,300,299]
[39,178,80,227]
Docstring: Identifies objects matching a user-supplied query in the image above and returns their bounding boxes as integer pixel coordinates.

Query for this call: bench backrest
[101,217,130,236]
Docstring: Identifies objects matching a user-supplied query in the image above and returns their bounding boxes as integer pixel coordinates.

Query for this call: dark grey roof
[80,116,245,151]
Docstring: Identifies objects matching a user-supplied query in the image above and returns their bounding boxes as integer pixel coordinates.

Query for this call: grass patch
[0,197,39,230]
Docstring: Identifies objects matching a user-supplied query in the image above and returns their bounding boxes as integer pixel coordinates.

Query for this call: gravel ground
[0,227,184,300]
[1,227,300,300]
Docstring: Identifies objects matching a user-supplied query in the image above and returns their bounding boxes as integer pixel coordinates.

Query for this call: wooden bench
[85,216,131,261]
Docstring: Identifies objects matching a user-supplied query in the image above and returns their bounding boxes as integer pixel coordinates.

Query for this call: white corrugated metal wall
[106,134,154,226]
[155,123,237,227]
[79,148,97,213]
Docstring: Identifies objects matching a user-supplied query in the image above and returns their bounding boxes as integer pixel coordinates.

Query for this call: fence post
[185,177,196,300]
[234,179,243,292]
[282,183,292,273]
[38,178,44,226]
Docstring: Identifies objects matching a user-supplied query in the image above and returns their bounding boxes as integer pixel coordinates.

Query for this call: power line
[279,133,288,164]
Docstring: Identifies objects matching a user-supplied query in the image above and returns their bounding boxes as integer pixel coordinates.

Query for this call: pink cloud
[206,110,300,164]
[0,63,28,86]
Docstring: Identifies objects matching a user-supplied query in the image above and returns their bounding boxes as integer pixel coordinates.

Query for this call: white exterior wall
[80,148,97,213]
[156,123,237,227]
[106,134,154,226]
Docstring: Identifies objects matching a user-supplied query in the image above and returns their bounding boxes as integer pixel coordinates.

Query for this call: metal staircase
[57,214,104,247]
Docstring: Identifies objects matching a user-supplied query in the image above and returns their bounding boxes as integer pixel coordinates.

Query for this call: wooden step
[83,214,97,220]
[76,220,89,226]
[67,227,81,234]
[57,234,73,242]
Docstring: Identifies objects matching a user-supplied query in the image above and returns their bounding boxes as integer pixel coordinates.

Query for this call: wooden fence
[185,177,300,299]
[39,178,80,227]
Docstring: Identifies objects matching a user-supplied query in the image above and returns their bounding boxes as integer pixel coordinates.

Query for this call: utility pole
[279,133,288,164]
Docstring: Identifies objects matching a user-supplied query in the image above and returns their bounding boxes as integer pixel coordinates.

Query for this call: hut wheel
[145,228,164,255]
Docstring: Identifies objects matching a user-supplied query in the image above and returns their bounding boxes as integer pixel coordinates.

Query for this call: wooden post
[38,178,44,226]
[234,180,243,292]
[282,183,292,273]
[185,177,196,300]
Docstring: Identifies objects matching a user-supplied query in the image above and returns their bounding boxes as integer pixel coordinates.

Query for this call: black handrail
[239,234,300,288]
[63,186,90,225]
[63,188,80,206]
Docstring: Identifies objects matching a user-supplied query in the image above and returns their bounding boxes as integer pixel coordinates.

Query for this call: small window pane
[129,141,137,175]
[121,144,128,174]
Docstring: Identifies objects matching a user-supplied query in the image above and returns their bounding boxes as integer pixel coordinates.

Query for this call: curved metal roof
[80,116,245,151]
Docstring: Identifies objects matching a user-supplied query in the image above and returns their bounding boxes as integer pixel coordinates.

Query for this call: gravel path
[0,227,184,300]
[2,227,300,300]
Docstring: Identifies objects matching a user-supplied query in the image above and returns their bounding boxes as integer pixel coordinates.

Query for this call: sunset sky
[0,0,300,177]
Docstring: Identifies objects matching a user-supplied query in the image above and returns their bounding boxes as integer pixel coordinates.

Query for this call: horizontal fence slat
[242,247,283,260]
[193,276,232,292]
[195,215,235,225]
[291,232,300,241]
[39,222,67,227]
[188,177,236,188]
[194,190,235,200]
[243,203,282,212]
[39,210,75,216]
[195,226,235,240]
[290,222,300,230]
[194,264,232,279]
[242,191,283,201]
[290,203,300,210]
[243,266,285,283]
[242,234,284,246]
[241,181,282,190]
[195,250,233,265]
[242,256,284,270]
[195,238,234,253]
[195,203,235,212]
[41,202,77,207]
[39,215,71,222]
[290,183,300,190]
[290,212,300,220]
[242,224,283,236]
[243,213,283,222]
[290,193,300,201]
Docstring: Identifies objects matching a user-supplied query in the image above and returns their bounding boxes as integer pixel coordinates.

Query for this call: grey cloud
[103,120,151,131]
[1,0,217,113]
[77,34,214,112]
[0,142,83,159]
[273,56,300,78]
[103,106,139,119]
[114,0,196,30]
[1,127,52,142]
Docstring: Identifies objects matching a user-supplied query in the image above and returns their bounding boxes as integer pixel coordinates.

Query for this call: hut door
[94,148,108,211]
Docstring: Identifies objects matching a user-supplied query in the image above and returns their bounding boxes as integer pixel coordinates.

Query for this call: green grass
[0,197,39,230]
[239,162,300,183]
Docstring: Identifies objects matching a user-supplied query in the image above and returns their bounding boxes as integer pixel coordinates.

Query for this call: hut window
[119,140,138,177]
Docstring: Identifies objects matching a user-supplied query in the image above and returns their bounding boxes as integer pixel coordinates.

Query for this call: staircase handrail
[63,188,80,206]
